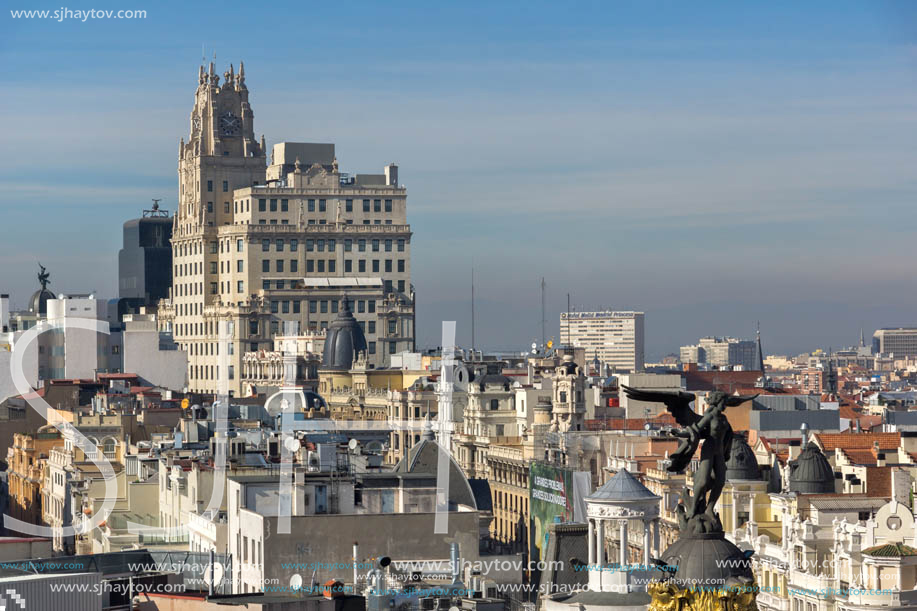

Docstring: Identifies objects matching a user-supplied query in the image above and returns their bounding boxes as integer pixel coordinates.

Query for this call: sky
[2,1,917,360]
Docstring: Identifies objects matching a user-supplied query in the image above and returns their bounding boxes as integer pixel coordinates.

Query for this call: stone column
[653,518,660,557]
[619,519,628,567]
[643,518,652,568]
[731,491,739,533]
[597,519,605,567]
[588,518,596,565]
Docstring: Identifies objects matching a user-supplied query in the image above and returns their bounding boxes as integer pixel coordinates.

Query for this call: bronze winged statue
[622,386,757,533]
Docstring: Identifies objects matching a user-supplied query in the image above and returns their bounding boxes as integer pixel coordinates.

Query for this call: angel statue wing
[620,386,699,427]
[724,394,759,407]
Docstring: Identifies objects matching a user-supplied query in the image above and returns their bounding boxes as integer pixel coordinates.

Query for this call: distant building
[680,336,757,370]
[559,311,644,373]
[873,328,917,358]
[118,202,173,308]
[798,363,836,394]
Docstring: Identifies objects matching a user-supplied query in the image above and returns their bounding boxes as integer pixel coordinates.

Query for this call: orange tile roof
[865,466,892,498]
[842,449,879,465]
[813,432,900,451]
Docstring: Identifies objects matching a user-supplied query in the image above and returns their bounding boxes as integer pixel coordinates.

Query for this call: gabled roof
[813,432,900,451]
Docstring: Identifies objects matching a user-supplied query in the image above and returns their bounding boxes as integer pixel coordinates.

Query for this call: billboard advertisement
[529,462,589,563]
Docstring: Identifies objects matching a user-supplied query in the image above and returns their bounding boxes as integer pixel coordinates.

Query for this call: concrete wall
[0,335,38,403]
[617,373,683,418]
[261,512,481,587]
[123,321,187,390]
[0,537,53,561]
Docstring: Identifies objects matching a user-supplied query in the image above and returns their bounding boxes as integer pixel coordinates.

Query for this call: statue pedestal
[649,532,758,611]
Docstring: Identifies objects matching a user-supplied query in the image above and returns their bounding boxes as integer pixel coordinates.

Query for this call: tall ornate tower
[551,353,586,432]
[163,62,269,395]
[161,62,416,397]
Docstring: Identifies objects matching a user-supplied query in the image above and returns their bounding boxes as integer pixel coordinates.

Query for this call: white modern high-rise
[559,311,644,372]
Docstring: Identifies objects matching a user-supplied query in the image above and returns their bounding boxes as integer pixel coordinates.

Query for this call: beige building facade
[159,63,415,395]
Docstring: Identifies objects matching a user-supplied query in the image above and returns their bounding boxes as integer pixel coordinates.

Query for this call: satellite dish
[644,423,651,431]
[204,562,225,585]
[284,436,301,452]
[290,574,303,591]
[532,342,537,350]
[348,438,360,451]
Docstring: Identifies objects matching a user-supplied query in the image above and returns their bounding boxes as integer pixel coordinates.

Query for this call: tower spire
[756,321,771,389]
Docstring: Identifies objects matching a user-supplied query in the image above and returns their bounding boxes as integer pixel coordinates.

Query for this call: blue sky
[2,1,917,358]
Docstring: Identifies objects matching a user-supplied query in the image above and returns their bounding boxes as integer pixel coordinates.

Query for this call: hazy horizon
[3,1,917,360]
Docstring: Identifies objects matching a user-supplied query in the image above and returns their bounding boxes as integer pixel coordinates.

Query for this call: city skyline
[4,1,917,358]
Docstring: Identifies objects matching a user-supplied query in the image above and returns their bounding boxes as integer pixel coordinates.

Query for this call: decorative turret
[726,432,762,482]
[788,442,835,494]
[551,353,586,432]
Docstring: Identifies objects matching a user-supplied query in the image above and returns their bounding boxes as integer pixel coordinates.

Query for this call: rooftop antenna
[201,44,205,64]
[471,265,475,355]
[566,293,571,345]
[143,198,168,218]
[541,277,546,353]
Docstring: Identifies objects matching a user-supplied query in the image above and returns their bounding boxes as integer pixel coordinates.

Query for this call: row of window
[260,278,406,293]
[191,364,234,380]
[260,258,406,273]
[181,236,409,258]
[198,276,408,296]
[254,198,394,213]
[259,238,407,253]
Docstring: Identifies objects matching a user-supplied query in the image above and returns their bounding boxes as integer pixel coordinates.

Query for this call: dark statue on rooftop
[622,386,757,534]
[623,386,761,611]
[37,263,50,291]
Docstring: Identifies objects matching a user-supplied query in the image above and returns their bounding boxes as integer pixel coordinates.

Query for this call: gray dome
[660,532,754,588]
[29,288,55,315]
[726,433,761,481]
[321,299,367,370]
[789,442,835,494]
[587,468,659,502]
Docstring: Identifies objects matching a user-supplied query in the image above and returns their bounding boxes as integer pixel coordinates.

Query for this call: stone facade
[159,63,415,396]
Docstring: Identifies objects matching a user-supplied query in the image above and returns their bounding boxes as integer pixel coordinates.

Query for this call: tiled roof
[584,414,676,431]
[808,497,887,511]
[865,466,892,498]
[813,432,900,451]
[862,543,917,558]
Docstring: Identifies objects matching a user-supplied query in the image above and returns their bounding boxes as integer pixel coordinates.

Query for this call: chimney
[892,468,912,505]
